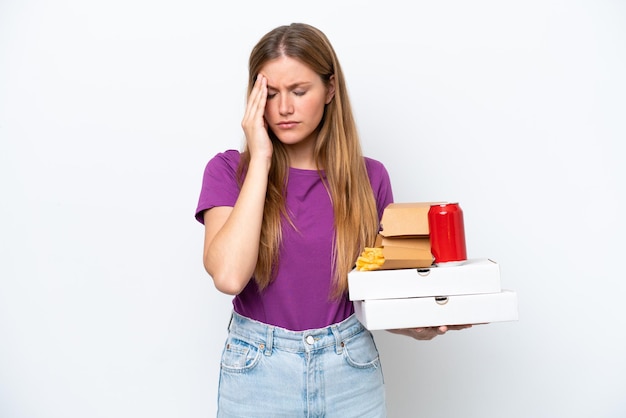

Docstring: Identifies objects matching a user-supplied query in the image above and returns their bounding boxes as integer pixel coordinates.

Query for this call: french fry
[355,247,385,271]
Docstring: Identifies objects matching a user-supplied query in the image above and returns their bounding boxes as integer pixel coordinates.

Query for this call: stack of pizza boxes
[347,202,518,330]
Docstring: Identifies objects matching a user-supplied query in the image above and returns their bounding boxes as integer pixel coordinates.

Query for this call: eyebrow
[267,81,312,90]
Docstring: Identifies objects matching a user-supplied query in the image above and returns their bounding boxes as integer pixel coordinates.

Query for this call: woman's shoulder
[363,156,390,179]
[363,156,394,210]
[204,149,242,171]
[210,149,241,165]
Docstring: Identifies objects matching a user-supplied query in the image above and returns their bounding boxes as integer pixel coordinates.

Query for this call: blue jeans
[217,311,386,418]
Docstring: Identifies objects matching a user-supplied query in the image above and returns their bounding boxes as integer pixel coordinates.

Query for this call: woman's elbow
[213,275,247,295]
[203,264,248,295]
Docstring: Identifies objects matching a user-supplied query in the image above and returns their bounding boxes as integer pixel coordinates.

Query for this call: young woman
[195,22,469,417]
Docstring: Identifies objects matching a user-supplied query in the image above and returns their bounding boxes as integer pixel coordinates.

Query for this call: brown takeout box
[379,202,435,237]
[374,202,445,269]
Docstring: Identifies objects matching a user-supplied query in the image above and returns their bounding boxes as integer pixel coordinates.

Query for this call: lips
[276,121,299,129]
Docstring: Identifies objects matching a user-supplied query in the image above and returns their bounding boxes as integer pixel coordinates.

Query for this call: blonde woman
[195,23,467,417]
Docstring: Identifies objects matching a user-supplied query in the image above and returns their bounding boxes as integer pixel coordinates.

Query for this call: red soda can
[428,203,467,265]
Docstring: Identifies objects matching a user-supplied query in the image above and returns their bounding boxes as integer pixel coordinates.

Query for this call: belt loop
[264,325,274,356]
[331,325,343,355]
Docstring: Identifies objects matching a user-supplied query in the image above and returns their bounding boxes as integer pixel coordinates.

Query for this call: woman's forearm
[203,157,271,294]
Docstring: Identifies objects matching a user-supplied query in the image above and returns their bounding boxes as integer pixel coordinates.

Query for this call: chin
[275,135,307,145]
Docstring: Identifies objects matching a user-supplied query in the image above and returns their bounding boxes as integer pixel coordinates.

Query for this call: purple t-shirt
[195,149,394,331]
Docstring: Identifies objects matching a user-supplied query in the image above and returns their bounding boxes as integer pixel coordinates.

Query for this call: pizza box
[353,290,518,330]
[348,258,501,301]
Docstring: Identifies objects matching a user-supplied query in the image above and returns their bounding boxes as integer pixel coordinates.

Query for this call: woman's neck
[285,140,318,170]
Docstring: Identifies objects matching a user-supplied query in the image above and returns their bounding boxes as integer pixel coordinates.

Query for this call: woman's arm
[202,75,273,295]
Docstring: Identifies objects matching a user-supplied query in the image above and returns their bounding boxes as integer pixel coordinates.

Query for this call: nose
[278,95,294,116]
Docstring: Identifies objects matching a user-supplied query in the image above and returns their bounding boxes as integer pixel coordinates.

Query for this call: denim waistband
[227,311,367,355]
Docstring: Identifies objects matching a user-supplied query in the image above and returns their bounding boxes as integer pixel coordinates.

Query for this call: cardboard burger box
[353,290,519,330]
[374,202,439,269]
[348,258,502,301]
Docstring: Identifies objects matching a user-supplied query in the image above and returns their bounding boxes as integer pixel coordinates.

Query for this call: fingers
[416,326,447,334]
[447,324,474,330]
[388,323,475,341]
[243,75,267,130]
[410,327,445,340]
[242,74,272,160]
[407,324,473,340]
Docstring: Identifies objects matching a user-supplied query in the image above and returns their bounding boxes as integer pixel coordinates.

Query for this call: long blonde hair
[238,23,379,298]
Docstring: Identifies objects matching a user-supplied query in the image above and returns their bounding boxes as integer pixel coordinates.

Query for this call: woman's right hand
[203,74,273,295]
[242,74,273,162]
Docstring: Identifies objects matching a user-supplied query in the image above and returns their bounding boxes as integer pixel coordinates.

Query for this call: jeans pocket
[342,330,381,370]
[220,335,262,373]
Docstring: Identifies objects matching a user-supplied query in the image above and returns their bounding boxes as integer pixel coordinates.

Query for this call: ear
[325,75,336,104]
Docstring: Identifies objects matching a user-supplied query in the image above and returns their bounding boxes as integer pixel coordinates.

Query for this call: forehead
[261,56,320,88]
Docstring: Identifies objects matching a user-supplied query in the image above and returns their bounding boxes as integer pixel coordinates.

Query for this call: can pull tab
[416,268,431,277]
[435,296,449,305]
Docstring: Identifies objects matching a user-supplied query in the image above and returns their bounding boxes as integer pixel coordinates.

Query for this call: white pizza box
[353,290,518,330]
[348,258,501,301]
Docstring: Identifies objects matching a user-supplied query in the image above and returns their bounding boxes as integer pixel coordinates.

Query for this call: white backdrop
[1,1,625,417]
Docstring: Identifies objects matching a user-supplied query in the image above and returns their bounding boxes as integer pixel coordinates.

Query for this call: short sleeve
[364,157,394,219]
[194,150,242,224]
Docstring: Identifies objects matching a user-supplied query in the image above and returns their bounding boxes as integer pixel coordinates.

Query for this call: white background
[1,1,625,417]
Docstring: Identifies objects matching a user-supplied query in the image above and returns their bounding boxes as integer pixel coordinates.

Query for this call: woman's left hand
[387,324,474,341]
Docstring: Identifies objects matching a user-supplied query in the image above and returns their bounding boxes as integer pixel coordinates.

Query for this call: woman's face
[260,56,335,148]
